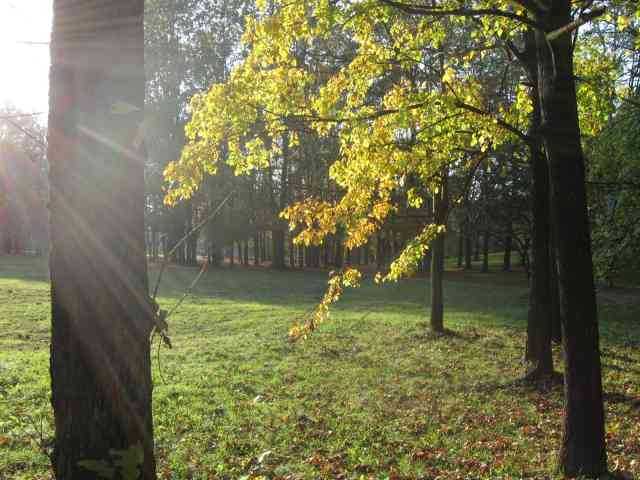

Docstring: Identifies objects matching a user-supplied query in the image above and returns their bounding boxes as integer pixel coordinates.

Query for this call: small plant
[77,443,144,480]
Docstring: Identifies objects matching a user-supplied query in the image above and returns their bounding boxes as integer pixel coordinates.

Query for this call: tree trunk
[522,28,554,379]
[430,170,448,332]
[481,230,490,273]
[464,232,472,270]
[253,235,259,265]
[298,245,305,268]
[457,230,464,268]
[503,226,512,272]
[272,229,286,269]
[289,236,295,267]
[536,3,606,474]
[550,229,562,343]
[525,121,554,376]
[474,232,480,261]
[48,1,156,478]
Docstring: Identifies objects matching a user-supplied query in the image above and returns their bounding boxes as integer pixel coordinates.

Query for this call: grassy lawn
[1,255,639,479]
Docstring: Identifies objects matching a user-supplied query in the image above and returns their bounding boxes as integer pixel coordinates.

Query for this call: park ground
[0,255,639,479]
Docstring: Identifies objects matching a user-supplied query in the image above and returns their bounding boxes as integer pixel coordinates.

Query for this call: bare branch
[546,6,606,42]
[378,0,544,30]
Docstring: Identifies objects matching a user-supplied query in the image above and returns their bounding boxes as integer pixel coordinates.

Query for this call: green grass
[1,255,639,479]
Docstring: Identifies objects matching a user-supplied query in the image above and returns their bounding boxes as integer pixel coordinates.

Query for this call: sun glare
[0,0,52,114]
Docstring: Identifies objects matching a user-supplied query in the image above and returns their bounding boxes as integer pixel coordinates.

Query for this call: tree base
[518,368,563,390]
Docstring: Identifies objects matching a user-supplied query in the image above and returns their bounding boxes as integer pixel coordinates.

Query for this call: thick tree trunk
[536,3,606,475]
[48,1,156,478]
[430,171,448,332]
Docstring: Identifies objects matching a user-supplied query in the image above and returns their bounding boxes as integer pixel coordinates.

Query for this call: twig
[152,189,235,301]
[165,260,209,318]
[546,6,606,42]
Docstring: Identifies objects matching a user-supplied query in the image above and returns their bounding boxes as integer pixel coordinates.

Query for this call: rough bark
[48,1,156,478]
[535,3,606,475]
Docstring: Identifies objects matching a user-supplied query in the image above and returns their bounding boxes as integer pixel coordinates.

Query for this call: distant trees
[48,1,156,478]
[588,100,640,285]
[144,0,252,266]
[0,108,48,255]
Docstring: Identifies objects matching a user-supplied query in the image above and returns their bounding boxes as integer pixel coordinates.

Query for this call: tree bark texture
[48,1,156,478]
[535,3,606,474]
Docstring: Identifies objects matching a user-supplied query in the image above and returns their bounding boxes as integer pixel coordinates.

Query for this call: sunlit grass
[0,255,638,479]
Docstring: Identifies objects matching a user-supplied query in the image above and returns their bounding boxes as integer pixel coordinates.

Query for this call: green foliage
[587,99,640,285]
[78,444,144,480]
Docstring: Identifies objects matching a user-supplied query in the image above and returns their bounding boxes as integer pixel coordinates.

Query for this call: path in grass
[0,256,639,479]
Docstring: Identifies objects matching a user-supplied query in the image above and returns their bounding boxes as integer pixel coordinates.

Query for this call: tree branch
[378,0,544,30]
[453,100,533,144]
[546,6,606,42]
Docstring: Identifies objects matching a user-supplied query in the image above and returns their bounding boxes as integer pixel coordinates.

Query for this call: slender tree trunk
[457,230,464,268]
[523,28,554,379]
[48,1,156,478]
[289,236,295,268]
[464,231,472,270]
[525,124,554,376]
[550,229,562,343]
[481,230,490,273]
[298,242,304,267]
[503,225,512,272]
[474,232,480,261]
[253,235,259,265]
[536,3,606,474]
[430,170,449,332]
[272,229,286,269]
